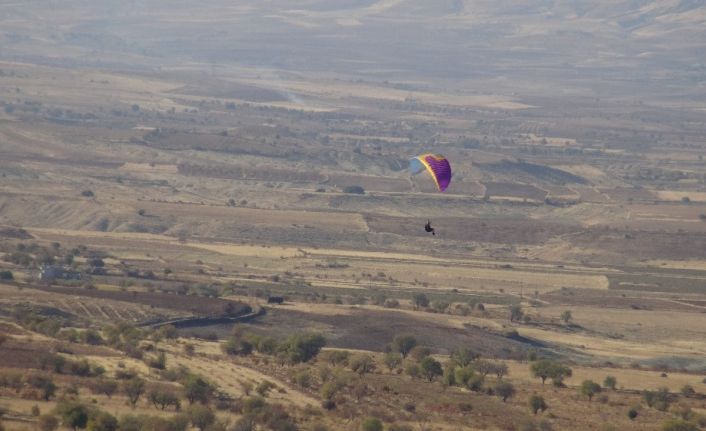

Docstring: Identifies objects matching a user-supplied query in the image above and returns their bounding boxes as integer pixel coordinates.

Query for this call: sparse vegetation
[342,186,365,195]
[510,305,524,322]
[530,360,572,386]
[603,376,617,390]
[361,417,383,431]
[122,377,145,408]
[494,381,516,402]
[579,380,602,401]
[529,394,548,415]
[391,335,417,358]
[419,357,442,382]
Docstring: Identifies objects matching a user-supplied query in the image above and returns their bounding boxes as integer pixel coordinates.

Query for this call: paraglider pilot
[424,220,435,236]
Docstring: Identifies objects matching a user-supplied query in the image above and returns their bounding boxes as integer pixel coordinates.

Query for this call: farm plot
[300,257,609,294]
[656,190,706,203]
[536,305,706,348]
[0,336,118,369]
[178,162,325,183]
[28,284,250,318]
[569,230,706,261]
[607,273,706,295]
[136,201,368,231]
[601,187,657,203]
[539,288,701,311]
[232,306,533,359]
[482,182,548,201]
[0,283,181,324]
[627,203,706,221]
[571,185,610,203]
[365,214,580,244]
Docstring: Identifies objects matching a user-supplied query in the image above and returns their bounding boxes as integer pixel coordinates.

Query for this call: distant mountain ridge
[0,0,704,94]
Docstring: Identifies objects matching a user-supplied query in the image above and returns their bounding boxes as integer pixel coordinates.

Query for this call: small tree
[604,376,617,390]
[256,380,275,397]
[55,401,89,431]
[472,359,495,377]
[187,404,215,431]
[320,381,341,401]
[322,350,350,367]
[680,385,695,397]
[149,389,181,410]
[579,380,602,401]
[431,300,450,313]
[560,310,572,325]
[82,330,104,346]
[454,366,475,387]
[466,373,484,392]
[628,407,638,420]
[509,305,524,322]
[239,381,253,396]
[361,417,383,431]
[529,394,548,415]
[494,381,515,402]
[122,377,145,408]
[383,352,402,372]
[391,334,417,358]
[147,351,167,370]
[26,374,57,401]
[442,365,456,387]
[494,362,509,379]
[293,369,311,388]
[183,375,213,404]
[549,363,572,386]
[405,363,420,379]
[529,360,553,385]
[184,344,195,356]
[412,293,429,310]
[644,387,671,411]
[529,360,571,386]
[420,357,443,382]
[350,354,376,377]
[409,346,432,362]
[91,379,118,398]
[277,333,326,364]
[451,348,478,367]
[222,337,253,357]
[87,411,118,431]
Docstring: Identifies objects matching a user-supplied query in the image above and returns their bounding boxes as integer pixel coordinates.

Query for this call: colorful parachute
[409,154,452,192]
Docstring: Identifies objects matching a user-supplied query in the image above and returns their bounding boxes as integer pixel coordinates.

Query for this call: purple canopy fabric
[409,154,452,192]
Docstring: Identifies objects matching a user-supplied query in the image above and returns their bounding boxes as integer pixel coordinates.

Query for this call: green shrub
[361,417,383,431]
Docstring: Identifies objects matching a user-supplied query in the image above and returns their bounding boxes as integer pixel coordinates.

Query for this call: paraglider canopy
[409,154,452,192]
